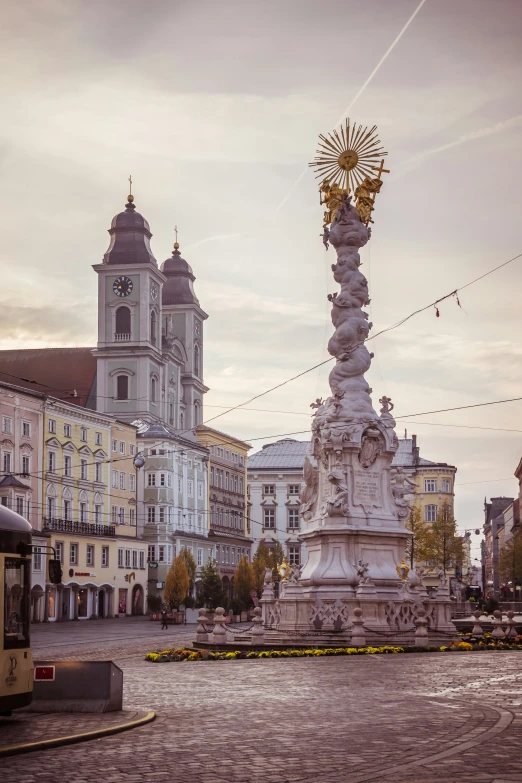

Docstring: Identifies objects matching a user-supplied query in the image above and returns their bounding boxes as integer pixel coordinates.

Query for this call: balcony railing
[43,517,116,537]
[114,332,131,342]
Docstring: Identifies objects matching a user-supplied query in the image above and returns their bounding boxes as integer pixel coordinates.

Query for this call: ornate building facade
[197,426,252,600]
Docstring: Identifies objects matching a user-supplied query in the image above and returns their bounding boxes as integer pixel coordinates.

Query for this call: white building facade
[247,439,308,566]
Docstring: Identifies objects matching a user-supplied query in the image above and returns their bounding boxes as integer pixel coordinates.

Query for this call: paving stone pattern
[2,619,522,782]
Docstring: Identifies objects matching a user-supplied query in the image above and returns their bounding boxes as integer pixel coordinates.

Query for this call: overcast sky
[1,0,522,553]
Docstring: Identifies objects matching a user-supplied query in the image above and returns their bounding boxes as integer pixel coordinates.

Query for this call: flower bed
[144,639,522,662]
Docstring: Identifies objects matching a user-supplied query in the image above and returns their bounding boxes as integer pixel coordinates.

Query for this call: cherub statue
[320,226,330,250]
[390,467,417,500]
[263,567,273,586]
[436,567,447,588]
[354,177,383,225]
[325,468,349,516]
[355,559,370,584]
[310,398,324,410]
[379,396,394,416]
[331,390,345,416]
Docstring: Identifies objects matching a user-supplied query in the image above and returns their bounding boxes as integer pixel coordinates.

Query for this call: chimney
[412,434,420,465]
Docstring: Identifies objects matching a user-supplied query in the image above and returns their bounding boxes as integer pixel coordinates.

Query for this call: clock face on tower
[150,281,158,301]
[113,276,133,297]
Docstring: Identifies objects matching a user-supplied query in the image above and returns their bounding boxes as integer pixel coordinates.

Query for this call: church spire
[102,184,157,267]
[161,228,200,306]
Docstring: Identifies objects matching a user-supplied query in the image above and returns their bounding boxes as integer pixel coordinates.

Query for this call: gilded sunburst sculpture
[309,118,389,227]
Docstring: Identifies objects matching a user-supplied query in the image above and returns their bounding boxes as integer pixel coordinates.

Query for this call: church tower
[92,193,167,424]
[160,236,208,432]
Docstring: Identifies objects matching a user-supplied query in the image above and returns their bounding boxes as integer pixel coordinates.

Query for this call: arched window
[180,412,184,429]
[151,377,157,403]
[150,311,157,346]
[194,400,201,426]
[194,344,200,376]
[115,306,131,337]
[116,375,129,400]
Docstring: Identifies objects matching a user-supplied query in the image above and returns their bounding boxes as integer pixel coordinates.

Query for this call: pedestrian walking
[161,607,168,630]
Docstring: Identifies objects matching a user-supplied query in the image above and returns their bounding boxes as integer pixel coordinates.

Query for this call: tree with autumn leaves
[407,500,463,575]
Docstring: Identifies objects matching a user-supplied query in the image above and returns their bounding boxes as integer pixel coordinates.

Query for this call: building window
[117,548,124,568]
[125,549,131,568]
[112,506,117,525]
[151,377,157,403]
[139,551,145,569]
[70,543,78,565]
[177,477,182,492]
[194,344,200,376]
[150,310,157,345]
[102,546,109,567]
[2,416,12,434]
[118,441,125,455]
[147,473,156,487]
[80,427,87,442]
[424,479,437,493]
[194,400,201,426]
[231,547,235,566]
[288,546,300,565]
[263,485,275,495]
[159,507,165,524]
[33,546,42,571]
[130,444,136,456]
[22,421,31,437]
[288,484,300,495]
[116,375,129,401]
[95,462,102,483]
[86,545,94,567]
[225,472,229,490]
[16,496,24,516]
[47,452,56,473]
[188,480,193,498]
[288,509,300,529]
[425,504,438,522]
[132,550,138,569]
[263,508,275,528]
[129,509,136,526]
[148,545,156,562]
[95,432,102,446]
[63,499,72,521]
[119,508,125,525]
[55,542,64,563]
[129,474,135,492]
[119,472,125,490]
[115,305,131,336]
[158,545,165,563]
[22,455,30,476]
[48,419,56,434]
[112,439,118,452]
[61,423,70,439]
[147,507,156,525]
[197,481,203,499]
[79,502,87,523]
[95,505,102,524]
[64,455,72,477]
[159,473,166,487]
[80,459,88,480]
[442,479,452,493]
[112,470,118,488]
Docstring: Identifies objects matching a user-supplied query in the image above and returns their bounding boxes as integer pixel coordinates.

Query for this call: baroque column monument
[260,119,456,645]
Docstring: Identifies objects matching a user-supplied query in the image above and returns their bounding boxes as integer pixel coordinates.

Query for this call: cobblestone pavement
[2,621,522,782]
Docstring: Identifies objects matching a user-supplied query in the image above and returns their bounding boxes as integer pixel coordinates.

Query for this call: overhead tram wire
[2,246,522,435]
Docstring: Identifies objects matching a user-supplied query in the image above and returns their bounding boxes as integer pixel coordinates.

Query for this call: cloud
[394,114,522,173]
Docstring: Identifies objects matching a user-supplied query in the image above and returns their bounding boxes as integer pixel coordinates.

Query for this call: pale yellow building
[42,398,147,620]
[393,434,466,593]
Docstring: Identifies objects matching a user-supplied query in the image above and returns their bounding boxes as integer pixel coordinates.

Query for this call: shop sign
[75,572,96,577]
[148,562,158,569]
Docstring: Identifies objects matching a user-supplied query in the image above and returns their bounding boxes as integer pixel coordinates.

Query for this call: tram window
[4,557,30,649]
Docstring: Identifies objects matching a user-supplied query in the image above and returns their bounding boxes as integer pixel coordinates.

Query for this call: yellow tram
[1,505,33,714]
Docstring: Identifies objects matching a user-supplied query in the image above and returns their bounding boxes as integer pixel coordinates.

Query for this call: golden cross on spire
[174,225,179,249]
[128,174,133,195]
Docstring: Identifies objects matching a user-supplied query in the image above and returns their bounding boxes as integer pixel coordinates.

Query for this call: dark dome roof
[161,246,200,306]
[103,197,157,266]
[0,504,33,533]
